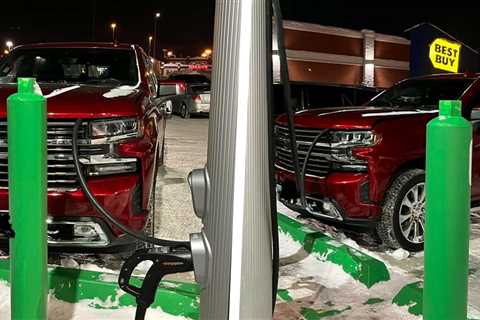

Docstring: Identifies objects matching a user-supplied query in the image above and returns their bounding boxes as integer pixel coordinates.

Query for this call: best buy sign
[429,38,461,73]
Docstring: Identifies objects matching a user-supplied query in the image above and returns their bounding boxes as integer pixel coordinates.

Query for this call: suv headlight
[90,118,142,140]
[331,131,376,147]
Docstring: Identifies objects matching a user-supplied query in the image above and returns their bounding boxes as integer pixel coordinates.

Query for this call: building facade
[274,20,411,89]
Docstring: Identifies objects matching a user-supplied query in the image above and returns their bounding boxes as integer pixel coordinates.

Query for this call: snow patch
[362,110,438,117]
[389,248,411,260]
[60,258,80,269]
[97,273,118,283]
[33,82,43,95]
[103,86,137,98]
[279,231,351,289]
[70,262,117,274]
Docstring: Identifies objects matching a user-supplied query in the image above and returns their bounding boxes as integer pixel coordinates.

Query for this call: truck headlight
[90,118,142,140]
[331,131,376,147]
[330,131,377,172]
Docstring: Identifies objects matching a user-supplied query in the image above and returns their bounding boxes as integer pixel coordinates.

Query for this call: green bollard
[8,78,48,319]
[424,100,471,320]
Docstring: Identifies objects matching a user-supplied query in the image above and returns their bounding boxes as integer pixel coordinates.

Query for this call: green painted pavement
[278,213,390,288]
[392,281,480,320]
[277,288,293,302]
[392,281,423,316]
[364,298,384,305]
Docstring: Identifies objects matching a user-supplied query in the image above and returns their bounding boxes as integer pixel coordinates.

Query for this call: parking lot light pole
[153,12,161,59]
[148,35,153,56]
[424,100,471,320]
[110,23,117,43]
[8,78,48,320]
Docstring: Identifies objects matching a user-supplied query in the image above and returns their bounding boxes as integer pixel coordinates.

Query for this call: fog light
[323,201,333,212]
[47,221,110,246]
[74,225,98,238]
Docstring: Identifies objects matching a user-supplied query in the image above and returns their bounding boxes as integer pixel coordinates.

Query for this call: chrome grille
[0,120,109,190]
[275,125,332,178]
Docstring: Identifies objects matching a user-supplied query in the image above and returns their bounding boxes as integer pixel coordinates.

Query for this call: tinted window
[368,78,474,109]
[0,48,138,85]
[190,84,210,94]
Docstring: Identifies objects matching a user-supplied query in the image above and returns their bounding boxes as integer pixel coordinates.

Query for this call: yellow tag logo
[429,38,461,73]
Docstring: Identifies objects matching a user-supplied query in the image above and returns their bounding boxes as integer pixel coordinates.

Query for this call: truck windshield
[367,78,474,109]
[0,48,139,86]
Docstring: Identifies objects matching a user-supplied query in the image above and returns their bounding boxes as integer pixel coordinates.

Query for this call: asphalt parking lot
[154,116,207,241]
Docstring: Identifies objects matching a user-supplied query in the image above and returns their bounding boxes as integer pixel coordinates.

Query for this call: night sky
[1,1,479,56]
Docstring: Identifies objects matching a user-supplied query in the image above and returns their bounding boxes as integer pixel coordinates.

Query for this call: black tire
[180,104,190,119]
[377,169,425,252]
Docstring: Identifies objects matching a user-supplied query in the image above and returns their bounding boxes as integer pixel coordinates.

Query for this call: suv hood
[276,106,438,130]
[0,83,144,119]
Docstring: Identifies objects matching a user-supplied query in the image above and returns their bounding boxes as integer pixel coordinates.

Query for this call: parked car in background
[159,79,211,118]
[0,42,170,253]
[168,72,210,85]
[275,73,480,252]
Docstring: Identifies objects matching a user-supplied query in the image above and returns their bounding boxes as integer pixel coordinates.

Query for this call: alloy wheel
[399,182,425,244]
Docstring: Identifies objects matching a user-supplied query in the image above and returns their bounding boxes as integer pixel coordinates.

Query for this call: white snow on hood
[362,110,438,117]
[103,85,138,98]
[44,85,81,99]
[33,82,43,96]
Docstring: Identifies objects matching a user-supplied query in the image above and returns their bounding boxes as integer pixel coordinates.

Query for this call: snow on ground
[275,225,420,320]
[0,280,187,320]
[277,201,480,317]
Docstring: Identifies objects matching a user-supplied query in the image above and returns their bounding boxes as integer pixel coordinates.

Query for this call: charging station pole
[8,78,48,320]
[199,0,273,318]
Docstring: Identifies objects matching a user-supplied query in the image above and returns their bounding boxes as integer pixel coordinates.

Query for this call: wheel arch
[381,157,425,203]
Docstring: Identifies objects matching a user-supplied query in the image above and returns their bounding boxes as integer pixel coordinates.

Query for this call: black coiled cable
[72,119,190,249]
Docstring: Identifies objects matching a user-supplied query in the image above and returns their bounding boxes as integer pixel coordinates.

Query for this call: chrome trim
[274,163,325,179]
[79,155,137,165]
[89,132,140,145]
[0,119,139,191]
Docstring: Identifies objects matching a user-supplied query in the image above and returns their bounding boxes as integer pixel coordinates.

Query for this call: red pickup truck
[0,43,168,253]
[276,73,480,251]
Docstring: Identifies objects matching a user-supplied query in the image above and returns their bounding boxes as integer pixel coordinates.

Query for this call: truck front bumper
[276,168,381,226]
[0,174,146,252]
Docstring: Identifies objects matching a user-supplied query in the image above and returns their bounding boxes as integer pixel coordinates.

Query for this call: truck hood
[276,106,439,130]
[0,83,145,119]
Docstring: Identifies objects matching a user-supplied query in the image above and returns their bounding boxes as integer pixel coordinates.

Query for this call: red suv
[276,74,480,251]
[0,43,168,253]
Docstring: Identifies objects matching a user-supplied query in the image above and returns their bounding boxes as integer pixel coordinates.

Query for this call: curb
[0,259,200,319]
[278,213,390,288]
